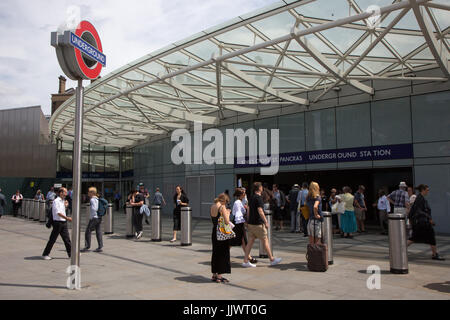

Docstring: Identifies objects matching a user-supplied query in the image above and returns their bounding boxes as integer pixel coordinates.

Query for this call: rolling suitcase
[306,219,328,272]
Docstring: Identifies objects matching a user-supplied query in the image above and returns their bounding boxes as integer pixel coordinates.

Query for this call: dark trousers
[301,215,308,236]
[133,210,143,233]
[85,217,103,249]
[43,221,71,257]
[12,203,20,217]
[114,199,120,212]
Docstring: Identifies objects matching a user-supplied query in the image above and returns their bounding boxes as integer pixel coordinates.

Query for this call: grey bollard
[23,199,27,219]
[388,213,408,274]
[126,205,135,238]
[33,199,40,221]
[39,200,46,223]
[22,199,27,218]
[104,203,114,235]
[259,209,273,258]
[181,207,192,246]
[28,199,34,220]
[18,200,23,217]
[151,206,162,242]
[322,212,334,265]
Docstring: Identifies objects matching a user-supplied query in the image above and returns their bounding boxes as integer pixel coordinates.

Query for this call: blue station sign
[235,144,414,168]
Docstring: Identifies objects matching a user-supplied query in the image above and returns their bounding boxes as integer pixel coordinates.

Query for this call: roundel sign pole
[51,20,106,290]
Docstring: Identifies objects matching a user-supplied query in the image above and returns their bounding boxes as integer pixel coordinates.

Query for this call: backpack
[97,198,109,217]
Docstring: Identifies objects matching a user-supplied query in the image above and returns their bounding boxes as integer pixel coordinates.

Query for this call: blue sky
[0,0,277,115]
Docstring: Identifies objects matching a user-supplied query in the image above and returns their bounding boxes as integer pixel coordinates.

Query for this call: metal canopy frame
[50,0,449,148]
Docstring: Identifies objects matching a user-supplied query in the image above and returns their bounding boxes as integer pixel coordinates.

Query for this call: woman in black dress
[210,193,231,283]
[408,184,445,261]
[170,186,189,243]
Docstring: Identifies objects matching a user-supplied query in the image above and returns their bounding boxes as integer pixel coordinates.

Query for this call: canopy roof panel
[50,0,450,148]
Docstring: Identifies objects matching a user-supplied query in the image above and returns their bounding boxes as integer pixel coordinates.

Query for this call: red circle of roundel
[74,20,103,80]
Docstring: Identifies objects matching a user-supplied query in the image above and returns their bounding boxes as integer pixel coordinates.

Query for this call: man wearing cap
[387,182,410,215]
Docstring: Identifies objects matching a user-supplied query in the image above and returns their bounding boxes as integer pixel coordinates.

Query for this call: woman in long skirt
[339,186,357,238]
[408,184,445,261]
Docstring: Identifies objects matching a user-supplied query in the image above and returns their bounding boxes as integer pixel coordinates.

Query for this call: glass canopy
[50,0,450,148]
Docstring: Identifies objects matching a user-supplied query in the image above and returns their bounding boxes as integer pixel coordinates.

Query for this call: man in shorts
[242,182,282,268]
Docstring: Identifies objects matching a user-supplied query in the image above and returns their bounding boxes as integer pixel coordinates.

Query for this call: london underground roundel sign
[51,20,106,80]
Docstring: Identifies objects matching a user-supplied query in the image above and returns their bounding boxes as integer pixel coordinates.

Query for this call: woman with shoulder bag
[210,193,232,283]
[408,185,445,261]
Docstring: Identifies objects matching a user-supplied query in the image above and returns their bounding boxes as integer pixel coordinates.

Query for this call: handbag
[298,203,310,220]
[216,215,236,241]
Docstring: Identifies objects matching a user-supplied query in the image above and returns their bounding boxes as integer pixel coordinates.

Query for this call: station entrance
[237,167,413,225]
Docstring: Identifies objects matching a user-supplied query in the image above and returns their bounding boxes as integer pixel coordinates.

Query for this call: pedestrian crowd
[0,178,445,282]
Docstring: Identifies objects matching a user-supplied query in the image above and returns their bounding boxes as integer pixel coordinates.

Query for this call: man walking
[297,182,309,236]
[388,182,410,215]
[42,187,72,260]
[354,185,367,233]
[81,187,103,253]
[287,184,300,233]
[242,182,282,268]
[153,188,166,207]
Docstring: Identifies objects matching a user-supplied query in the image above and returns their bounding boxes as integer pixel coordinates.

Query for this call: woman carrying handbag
[210,193,234,283]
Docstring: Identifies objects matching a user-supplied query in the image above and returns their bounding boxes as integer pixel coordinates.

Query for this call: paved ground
[0,212,449,300]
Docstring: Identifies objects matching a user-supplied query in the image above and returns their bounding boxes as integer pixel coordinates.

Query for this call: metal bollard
[126,205,135,238]
[104,203,114,235]
[39,200,46,223]
[29,199,34,220]
[22,199,27,218]
[259,209,273,258]
[181,207,192,246]
[388,213,408,274]
[33,199,40,221]
[322,212,334,265]
[18,201,23,217]
[151,206,162,242]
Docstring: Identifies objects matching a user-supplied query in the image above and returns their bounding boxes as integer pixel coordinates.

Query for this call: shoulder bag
[216,207,236,241]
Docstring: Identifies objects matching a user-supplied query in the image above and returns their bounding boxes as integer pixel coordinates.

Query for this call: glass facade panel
[279,113,305,153]
[105,153,120,172]
[59,152,72,172]
[305,109,336,151]
[336,103,371,148]
[371,97,412,146]
[412,91,450,143]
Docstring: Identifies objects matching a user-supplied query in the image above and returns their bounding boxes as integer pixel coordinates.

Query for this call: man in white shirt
[42,188,72,260]
[377,190,391,235]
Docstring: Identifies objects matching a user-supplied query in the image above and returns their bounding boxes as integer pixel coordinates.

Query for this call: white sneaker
[136,231,143,239]
[42,256,52,260]
[270,257,282,266]
[242,261,256,268]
